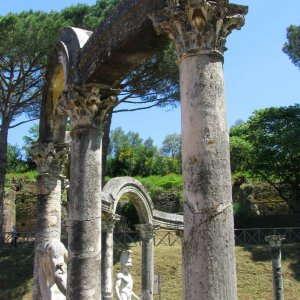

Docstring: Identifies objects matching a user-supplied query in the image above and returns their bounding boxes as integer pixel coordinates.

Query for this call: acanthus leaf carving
[149,0,248,60]
[57,84,118,130]
[30,143,70,176]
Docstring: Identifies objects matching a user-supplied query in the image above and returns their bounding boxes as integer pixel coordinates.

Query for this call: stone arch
[102,176,154,224]
[39,27,92,143]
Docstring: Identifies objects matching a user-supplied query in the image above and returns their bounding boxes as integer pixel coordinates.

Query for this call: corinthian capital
[102,214,120,233]
[136,223,159,241]
[149,0,248,59]
[30,143,69,176]
[57,84,118,130]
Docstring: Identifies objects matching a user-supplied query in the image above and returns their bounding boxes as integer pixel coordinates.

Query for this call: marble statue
[39,239,68,300]
[115,250,141,300]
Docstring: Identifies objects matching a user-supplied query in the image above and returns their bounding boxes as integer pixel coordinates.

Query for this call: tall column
[265,235,286,300]
[30,142,69,300]
[136,223,158,300]
[102,214,120,300]
[149,1,248,299]
[58,84,117,300]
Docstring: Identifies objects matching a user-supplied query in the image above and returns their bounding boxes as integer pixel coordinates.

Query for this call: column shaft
[57,84,118,300]
[102,215,119,300]
[67,129,102,300]
[180,54,236,299]
[30,143,68,300]
[149,2,248,299]
[141,237,154,300]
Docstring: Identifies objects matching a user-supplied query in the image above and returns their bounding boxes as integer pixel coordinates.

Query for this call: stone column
[30,142,69,300]
[58,84,117,300]
[136,223,158,300]
[102,214,120,300]
[149,2,248,300]
[265,235,286,300]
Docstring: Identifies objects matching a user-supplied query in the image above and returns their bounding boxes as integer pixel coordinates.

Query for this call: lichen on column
[136,223,159,300]
[30,142,69,300]
[58,84,118,300]
[102,213,120,300]
[149,1,248,299]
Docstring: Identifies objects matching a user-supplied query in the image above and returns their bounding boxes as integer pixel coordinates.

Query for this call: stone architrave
[135,223,159,300]
[149,1,248,299]
[58,84,118,300]
[30,142,69,300]
[102,214,120,300]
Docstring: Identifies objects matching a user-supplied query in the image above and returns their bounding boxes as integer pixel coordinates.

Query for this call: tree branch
[9,117,39,129]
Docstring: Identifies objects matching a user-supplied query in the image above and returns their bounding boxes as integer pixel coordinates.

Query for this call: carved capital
[30,143,69,176]
[102,214,120,233]
[265,235,286,248]
[57,84,118,130]
[135,223,159,241]
[149,0,248,59]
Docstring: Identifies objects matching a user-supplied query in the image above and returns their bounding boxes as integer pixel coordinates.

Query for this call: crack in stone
[185,201,231,225]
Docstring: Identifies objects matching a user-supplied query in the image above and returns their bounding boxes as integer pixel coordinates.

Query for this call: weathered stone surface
[39,239,68,300]
[3,188,16,234]
[57,84,118,131]
[149,0,247,59]
[152,191,181,213]
[148,2,247,299]
[78,0,169,86]
[115,250,141,300]
[102,214,120,300]
[30,143,69,176]
[30,142,69,300]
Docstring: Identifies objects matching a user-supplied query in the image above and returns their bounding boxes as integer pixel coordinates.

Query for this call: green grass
[1,243,299,300]
[0,248,34,300]
[5,171,37,183]
[135,174,183,200]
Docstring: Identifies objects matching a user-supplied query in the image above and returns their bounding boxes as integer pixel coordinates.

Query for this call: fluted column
[58,84,118,300]
[30,142,69,300]
[149,1,248,299]
[102,214,120,300]
[136,223,158,300]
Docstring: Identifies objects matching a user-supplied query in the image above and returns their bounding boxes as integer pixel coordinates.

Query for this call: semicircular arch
[102,177,154,224]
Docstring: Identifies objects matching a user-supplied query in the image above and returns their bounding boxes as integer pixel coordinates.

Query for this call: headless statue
[39,239,68,300]
[115,250,141,300]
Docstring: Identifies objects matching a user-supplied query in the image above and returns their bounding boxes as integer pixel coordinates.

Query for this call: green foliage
[160,133,181,158]
[283,25,300,69]
[230,105,300,212]
[22,124,39,147]
[107,128,182,177]
[121,201,140,230]
[61,0,121,30]
[135,174,183,202]
[118,43,179,110]
[0,11,70,124]
[6,144,26,173]
[5,170,37,183]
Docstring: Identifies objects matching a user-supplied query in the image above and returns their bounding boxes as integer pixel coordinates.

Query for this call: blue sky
[1,0,300,148]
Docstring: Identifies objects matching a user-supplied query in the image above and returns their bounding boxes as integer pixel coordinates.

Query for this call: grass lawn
[0,243,299,300]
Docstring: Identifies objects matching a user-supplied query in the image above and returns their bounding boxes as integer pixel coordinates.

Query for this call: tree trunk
[180,54,237,300]
[0,124,9,246]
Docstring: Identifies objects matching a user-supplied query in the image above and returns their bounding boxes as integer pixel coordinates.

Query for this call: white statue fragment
[115,250,141,300]
[39,239,68,300]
